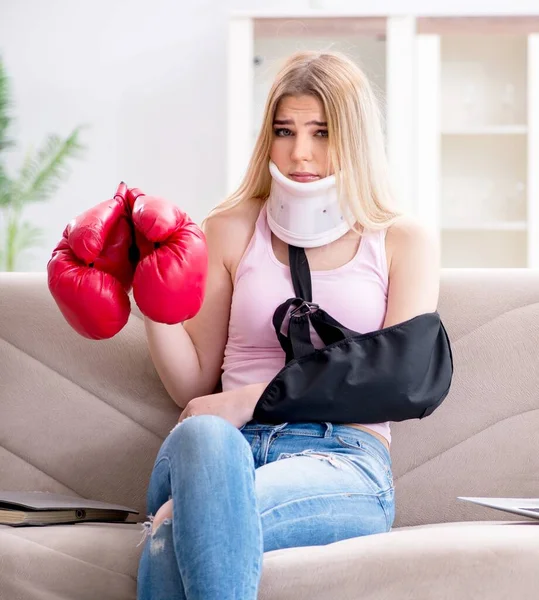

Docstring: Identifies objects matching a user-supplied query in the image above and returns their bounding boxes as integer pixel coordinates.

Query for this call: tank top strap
[233,202,271,287]
[353,226,389,287]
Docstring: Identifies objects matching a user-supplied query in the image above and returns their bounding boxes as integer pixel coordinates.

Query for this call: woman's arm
[144,214,235,409]
[383,216,440,329]
[177,382,268,429]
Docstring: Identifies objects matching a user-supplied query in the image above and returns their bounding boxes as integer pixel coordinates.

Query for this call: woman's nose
[290,135,313,162]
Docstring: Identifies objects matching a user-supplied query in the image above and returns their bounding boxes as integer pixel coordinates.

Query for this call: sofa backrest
[1,271,538,527]
[391,268,539,526]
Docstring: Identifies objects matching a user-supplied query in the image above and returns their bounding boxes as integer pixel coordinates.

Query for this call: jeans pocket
[334,435,394,489]
[378,488,396,531]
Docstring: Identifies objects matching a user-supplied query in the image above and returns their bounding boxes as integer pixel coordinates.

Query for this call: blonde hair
[206,50,403,231]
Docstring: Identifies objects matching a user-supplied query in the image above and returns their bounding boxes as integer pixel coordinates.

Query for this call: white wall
[1,0,249,270]
[1,0,538,270]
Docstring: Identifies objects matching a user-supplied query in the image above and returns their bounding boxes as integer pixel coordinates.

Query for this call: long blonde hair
[206,50,403,231]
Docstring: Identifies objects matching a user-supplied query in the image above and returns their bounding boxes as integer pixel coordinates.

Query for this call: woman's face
[270,94,334,183]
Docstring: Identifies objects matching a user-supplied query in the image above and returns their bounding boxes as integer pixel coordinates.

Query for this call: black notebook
[0,491,139,527]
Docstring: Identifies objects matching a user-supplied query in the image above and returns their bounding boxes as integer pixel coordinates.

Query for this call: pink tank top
[221,203,391,445]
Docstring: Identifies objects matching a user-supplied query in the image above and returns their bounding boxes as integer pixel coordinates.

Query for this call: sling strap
[273,245,358,363]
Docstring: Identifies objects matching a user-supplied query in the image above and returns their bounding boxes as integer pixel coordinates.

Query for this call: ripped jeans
[136,415,395,600]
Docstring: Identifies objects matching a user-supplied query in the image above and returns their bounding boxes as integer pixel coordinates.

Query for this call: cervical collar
[266,161,353,248]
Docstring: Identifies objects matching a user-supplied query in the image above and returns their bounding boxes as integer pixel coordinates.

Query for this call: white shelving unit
[227,11,539,268]
[415,20,539,268]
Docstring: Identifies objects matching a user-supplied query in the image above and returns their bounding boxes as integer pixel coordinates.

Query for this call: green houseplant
[0,56,86,271]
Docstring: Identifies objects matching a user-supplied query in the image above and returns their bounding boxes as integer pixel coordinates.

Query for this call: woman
[137,50,440,599]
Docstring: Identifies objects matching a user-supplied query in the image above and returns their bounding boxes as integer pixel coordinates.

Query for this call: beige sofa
[1,270,538,600]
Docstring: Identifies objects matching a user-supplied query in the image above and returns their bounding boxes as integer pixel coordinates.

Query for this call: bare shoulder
[382,215,440,326]
[203,198,264,276]
[385,214,439,272]
[386,214,437,245]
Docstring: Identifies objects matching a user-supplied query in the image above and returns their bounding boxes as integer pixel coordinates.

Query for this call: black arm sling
[252,244,454,424]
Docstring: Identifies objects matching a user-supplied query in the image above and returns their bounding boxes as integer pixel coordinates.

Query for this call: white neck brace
[266,161,353,248]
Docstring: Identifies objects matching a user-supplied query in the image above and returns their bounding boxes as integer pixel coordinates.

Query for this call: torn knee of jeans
[170,414,196,434]
[137,514,174,549]
[149,518,172,554]
[137,514,155,547]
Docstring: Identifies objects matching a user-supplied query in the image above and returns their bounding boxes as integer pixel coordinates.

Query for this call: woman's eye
[274,128,293,137]
[273,128,327,138]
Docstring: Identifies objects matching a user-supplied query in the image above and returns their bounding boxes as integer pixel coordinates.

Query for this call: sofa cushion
[0,523,142,600]
[1,520,537,600]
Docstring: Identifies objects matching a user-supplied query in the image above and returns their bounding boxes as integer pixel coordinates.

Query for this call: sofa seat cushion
[262,520,539,600]
[0,522,143,600]
[0,520,538,600]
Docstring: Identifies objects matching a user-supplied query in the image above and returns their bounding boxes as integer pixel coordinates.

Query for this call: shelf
[253,17,386,38]
[418,16,539,34]
[233,9,385,19]
[441,125,528,135]
[231,10,539,20]
[442,221,527,231]
[441,229,528,268]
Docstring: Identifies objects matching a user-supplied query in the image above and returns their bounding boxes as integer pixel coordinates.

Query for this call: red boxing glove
[47,182,137,339]
[127,187,208,324]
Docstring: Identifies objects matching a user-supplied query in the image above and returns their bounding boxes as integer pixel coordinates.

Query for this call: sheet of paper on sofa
[458,497,539,521]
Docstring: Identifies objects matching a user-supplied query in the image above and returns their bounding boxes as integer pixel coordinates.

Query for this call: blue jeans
[136,415,395,600]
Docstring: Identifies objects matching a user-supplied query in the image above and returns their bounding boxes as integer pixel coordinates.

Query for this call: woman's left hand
[177,383,267,430]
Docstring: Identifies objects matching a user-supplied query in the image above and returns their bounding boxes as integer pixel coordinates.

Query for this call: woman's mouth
[289,172,320,183]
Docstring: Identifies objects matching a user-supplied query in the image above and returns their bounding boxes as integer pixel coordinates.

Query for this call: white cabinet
[415,18,539,268]
[227,12,539,267]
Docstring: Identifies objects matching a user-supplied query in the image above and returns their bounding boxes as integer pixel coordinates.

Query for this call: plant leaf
[0,56,16,153]
[5,210,18,271]
[3,214,44,271]
[11,125,87,208]
[0,165,11,207]
[15,219,44,252]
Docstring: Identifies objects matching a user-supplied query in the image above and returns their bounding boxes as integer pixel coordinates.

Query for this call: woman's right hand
[127,187,209,325]
[177,382,268,430]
